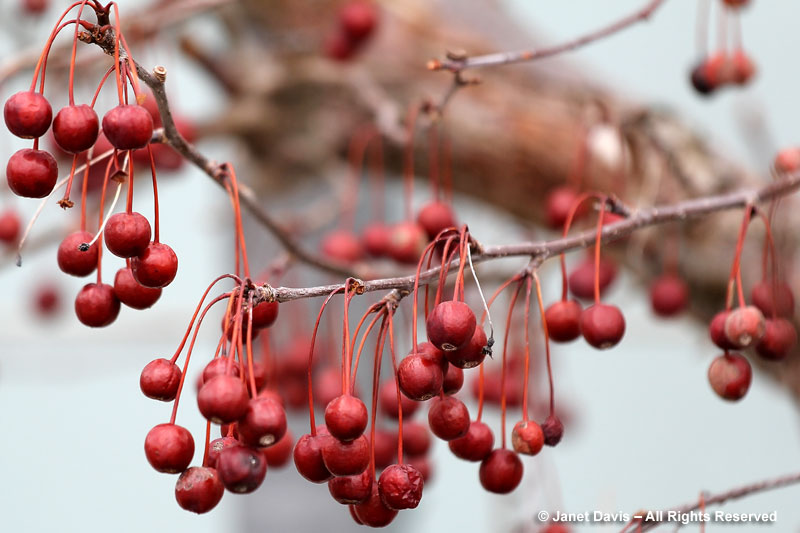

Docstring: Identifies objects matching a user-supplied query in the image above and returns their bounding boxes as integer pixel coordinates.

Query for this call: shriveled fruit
[174,466,224,514]
[542,414,564,447]
[511,420,544,456]
[378,464,423,510]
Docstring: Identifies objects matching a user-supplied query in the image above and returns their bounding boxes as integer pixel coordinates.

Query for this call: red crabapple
[387,221,427,264]
[427,396,470,441]
[401,421,432,456]
[709,310,737,350]
[174,466,224,514]
[263,429,294,468]
[378,378,420,419]
[321,434,370,476]
[545,186,583,229]
[751,280,794,318]
[445,325,487,368]
[707,352,752,401]
[362,222,391,257]
[755,318,797,361]
[293,432,333,483]
[207,437,238,469]
[104,212,152,258]
[114,267,162,310]
[479,449,523,494]
[0,209,21,243]
[144,423,195,473]
[568,256,617,300]
[544,300,582,342]
[339,1,378,42]
[417,201,456,239]
[57,231,98,277]
[353,484,398,528]
[321,230,364,263]
[580,303,625,349]
[74,283,120,327]
[197,374,250,424]
[53,105,99,153]
[6,148,58,198]
[131,242,178,288]
[237,396,288,448]
[102,105,154,150]
[542,414,564,447]
[329,469,373,504]
[442,363,464,395]
[140,358,181,401]
[4,91,52,138]
[774,148,800,174]
[324,395,368,442]
[511,420,544,456]
[649,274,689,317]
[723,306,766,348]
[426,300,476,351]
[378,464,423,510]
[448,420,494,462]
[397,352,444,401]
[216,445,268,493]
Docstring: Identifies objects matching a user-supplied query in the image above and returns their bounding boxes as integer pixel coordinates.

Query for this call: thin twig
[429,0,667,73]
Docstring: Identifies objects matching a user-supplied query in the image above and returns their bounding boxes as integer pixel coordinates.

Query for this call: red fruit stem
[79,154,90,231]
[349,305,384,392]
[245,294,258,397]
[533,271,556,417]
[387,310,404,464]
[411,239,443,349]
[732,7,743,50]
[145,146,161,242]
[307,287,345,435]
[755,211,780,318]
[500,280,524,449]
[559,191,604,301]
[168,275,241,365]
[31,1,92,93]
[342,126,377,230]
[90,66,116,108]
[368,316,389,478]
[125,151,134,213]
[202,420,211,467]
[434,234,458,307]
[403,104,419,222]
[224,284,246,379]
[717,2,728,53]
[521,276,533,422]
[169,293,231,425]
[110,3,124,104]
[93,154,120,284]
[451,226,469,302]
[61,156,79,208]
[726,206,754,310]
[592,198,607,304]
[225,165,251,279]
[68,1,91,105]
[341,279,355,395]
[567,122,589,189]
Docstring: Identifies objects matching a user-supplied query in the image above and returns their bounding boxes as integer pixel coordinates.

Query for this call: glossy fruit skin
[649,275,689,317]
[755,318,797,361]
[74,283,120,327]
[131,242,178,288]
[325,395,368,441]
[216,445,268,494]
[397,353,444,401]
[542,414,564,447]
[53,104,99,153]
[417,201,456,239]
[580,303,625,349]
[353,484,398,528]
[448,420,494,461]
[174,467,224,514]
[511,420,544,456]
[387,222,428,264]
[102,105,154,150]
[114,267,162,309]
[251,300,279,329]
[544,300,582,342]
[479,449,524,494]
[321,230,364,263]
[6,148,58,198]
[709,310,737,350]
[708,352,752,401]
[262,429,294,468]
[237,396,288,448]
[426,300,476,351]
[57,231,98,277]
[293,432,333,483]
[427,396,470,441]
[446,326,487,369]
[4,91,52,138]
[545,186,583,229]
[751,280,795,318]
[329,469,373,504]
[321,434,370,476]
[442,364,464,395]
[104,212,152,258]
[723,306,766,348]
[197,374,250,424]
[568,256,617,300]
[140,358,181,401]
[378,378,420,419]
[0,209,21,243]
[144,423,195,473]
[378,464,423,510]
[362,223,391,257]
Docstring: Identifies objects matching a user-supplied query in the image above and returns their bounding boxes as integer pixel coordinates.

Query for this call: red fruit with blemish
[324,394,368,442]
[197,374,249,424]
[114,267,162,309]
[448,420,493,462]
[321,434,370,476]
[293,431,333,483]
[207,437,238,469]
[417,201,456,240]
[74,283,120,327]
[102,104,154,150]
[445,325,487,369]
[53,104,99,153]
[237,396,287,448]
[387,221,427,264]
[378,464,423,510]
[140,358,181,401]
[580,303,625,349]
[6,148,58,198]
[104,212,151,258]
[542,414,564,447]
[353,484,398,528]
[545,300,582,342]
[649,274,689,317]
[755,318,797,361]
[329,469,373,505]
[426,300,476,351]
[751,280,794,318]
[568,256,617,300]
[427,396,470,441]
[479,449,523,494]
[0,209,21,244]
[144,423,194,473]
[321,230,364,263]
[723,306,766,348]
[511,420,544,456]
[216,445,267,494]
[708,352,752,401]
[397,353,443,401]
[57,231,98,277]
[131,242,178,288]
[174,466,224,514]
[4,91,52,138]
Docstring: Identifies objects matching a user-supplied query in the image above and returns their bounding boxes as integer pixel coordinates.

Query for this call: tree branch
[428,0,667,73]
[259,171,800,303]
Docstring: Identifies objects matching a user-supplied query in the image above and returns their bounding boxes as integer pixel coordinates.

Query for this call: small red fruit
[723,306,766,348]
[362,222,391,257]
[74,282,120,327]
[207,437,238,469]
[511,420,544,456]
[263,429,294,468]
[174,466,224,514]
[53,104,99,153]
[237,396,288,448]
[580,303,625,349]
[774,148,800,174]
[216,445,268,494]
[426,300,477,351]
[445,325,487,368]
[568,256,617,300]
[417,201,456,240]
[755,318,797,361]
[144,423,194,473]
[104,212,151,258]
[4,91,52,138]
[708,352,752,401]
[329,469,373,504]
[731,49,755,85]
[57,231,98,277]
[353,484,398,528]
[6,148,58,198]
[321,434,370,476]
[339,1,378,42]
[0,209,21,243]
[131,242,178,288]
[197,374,250,424]
[442,364,464,395]
[378,464,423,510]
[324,395,368,442]
[113,267,162,310]
[427,396,470,441]
[251,300,279,329]
[544,300,582,342]
[321,230,364,263]
[140,358,181,401]
[709,310,737,350]
[542,414,564,447]
[401,421,432,456]
[378,378,420,419]
[479,449,523,494]
[293,432,333,483]
[387,221,427,264]
[448,420,494,461]
[649,274,689,317]
[102,104,154,150]
[545,186,583,229]
[397,353,444,401]
[751,280,794,318]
